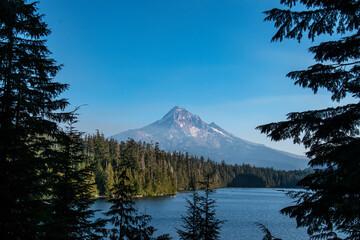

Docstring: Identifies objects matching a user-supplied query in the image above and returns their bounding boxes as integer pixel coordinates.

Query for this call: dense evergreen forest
[84,132,310,197]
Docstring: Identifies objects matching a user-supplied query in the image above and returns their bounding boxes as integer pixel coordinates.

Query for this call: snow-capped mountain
[111,106,308,170]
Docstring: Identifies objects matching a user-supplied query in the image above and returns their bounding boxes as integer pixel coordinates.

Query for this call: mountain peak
[158,106,198,125]
[165,106,186,115]
[172,105,185,111]
[112,106,309,170]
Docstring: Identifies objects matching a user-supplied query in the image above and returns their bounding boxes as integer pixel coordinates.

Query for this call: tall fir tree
[105,162,115,197]
[0,0,72,238]
[198,172,224,240]
[258,0,360,239]
[177,172,224,240]
[177,180,202,240]
[43,121,104,239]
[105,167,156,240]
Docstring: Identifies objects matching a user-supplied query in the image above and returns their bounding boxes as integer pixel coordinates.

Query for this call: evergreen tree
[43,122,104,239]
[86,136,308,197]
[258,1,360,239]
[88,169,99,197]
[95,162,106,196]
[177,172,224,240]
[105,168,140,240]
[105,162,115,197]
[198,173,224,240]
[105,167,157,240]
[0,0,71,238]
[177,179,202,240]
[177,191,202,240]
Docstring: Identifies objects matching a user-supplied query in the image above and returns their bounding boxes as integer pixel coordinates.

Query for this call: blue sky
[38,0,349,155]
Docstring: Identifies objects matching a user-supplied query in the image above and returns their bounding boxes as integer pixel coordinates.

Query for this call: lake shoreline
[93,186,302,200]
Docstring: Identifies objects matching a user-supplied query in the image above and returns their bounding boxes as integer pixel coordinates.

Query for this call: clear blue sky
[38,0,349,155]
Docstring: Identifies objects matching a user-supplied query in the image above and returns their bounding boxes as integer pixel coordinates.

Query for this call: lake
[92,188,309,240]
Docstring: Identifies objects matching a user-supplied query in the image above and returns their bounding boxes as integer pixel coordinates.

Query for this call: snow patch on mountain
[189,126,200,137]
[210,127,226,137]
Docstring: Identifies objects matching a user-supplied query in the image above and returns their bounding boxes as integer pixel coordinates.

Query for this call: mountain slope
[111,106,308,170]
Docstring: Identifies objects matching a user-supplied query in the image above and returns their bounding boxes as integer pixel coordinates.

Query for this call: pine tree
[43,122,104,239]
[177,178,202,240]
[105,167,156,240]
[0,0,72,238]
[177,191,202,240]
[105,162,115,197]
[198,173,224,240]
[177,173,224,240]
[258,1,360,239]
[105,168,138,240]
[88,169,99,197]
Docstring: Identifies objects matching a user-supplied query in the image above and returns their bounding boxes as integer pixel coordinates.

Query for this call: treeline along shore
[84,131,311,197]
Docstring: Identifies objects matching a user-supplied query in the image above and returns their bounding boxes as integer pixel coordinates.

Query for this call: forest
[84,132,310,197]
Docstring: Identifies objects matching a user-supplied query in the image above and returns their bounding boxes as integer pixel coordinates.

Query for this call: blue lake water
[92,188,309,239]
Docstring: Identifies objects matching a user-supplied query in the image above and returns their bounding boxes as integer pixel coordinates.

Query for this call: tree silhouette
[258,1,360,239]
[198,172,224,240]
[0,0,72,238]
[177,178,202,240]
[105,168,151,240]
[177,172,224,240]
[43,121,104,239]
[177,191,202,240]
[255,222,282,240]
[105,165,171,240]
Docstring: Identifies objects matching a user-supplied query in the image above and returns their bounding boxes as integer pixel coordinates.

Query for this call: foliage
[177,191,202,240]
[0,0,72,238]
[105,167,144,239]
[105,165,170,240]
[198,172,225,240]
[84,134,310,197]
[258,0,360,239]
[43,122,104,239]
[177,179,202,240]
[255,222,282,240]
[177,172,224,240]
[0,1,103,238]
[105,162,115,197]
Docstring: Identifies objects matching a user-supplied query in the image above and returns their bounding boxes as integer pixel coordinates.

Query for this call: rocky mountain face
[111,106,308,170]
